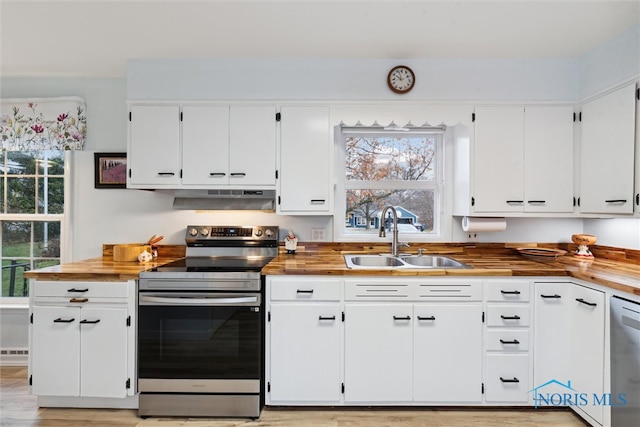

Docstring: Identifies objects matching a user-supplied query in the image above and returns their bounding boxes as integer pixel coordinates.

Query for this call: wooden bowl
[571,234,597,246]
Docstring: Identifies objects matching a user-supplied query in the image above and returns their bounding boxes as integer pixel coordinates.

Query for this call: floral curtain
[0,97,87,151]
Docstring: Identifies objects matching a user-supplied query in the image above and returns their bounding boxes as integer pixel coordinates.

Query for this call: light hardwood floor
[1,366,588,426]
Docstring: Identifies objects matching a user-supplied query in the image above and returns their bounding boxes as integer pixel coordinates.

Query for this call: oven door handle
[139,295,259,306]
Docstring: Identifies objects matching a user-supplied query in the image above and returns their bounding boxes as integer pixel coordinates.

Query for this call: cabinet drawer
[485,354,530,403]
[415,281,483,301]
[485,329,530,351]
[344,280,413,301]
[31,281,129,298]
[269,278,341,301]
[485,281,530,302]
[486,305,530,327]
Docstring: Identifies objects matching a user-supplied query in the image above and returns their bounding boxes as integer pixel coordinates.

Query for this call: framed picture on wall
[94,152,127,189]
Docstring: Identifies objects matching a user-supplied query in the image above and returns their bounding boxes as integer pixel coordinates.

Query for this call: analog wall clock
[387,65,415,94]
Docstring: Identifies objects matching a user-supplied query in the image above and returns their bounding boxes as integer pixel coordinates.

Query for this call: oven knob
[254,229,263,237]
[188,227,198,236]
[265,229,274,238]
[200,228,210,236]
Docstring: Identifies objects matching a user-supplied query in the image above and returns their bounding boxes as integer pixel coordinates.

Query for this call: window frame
[0,151,72,304]
[334,125,453,243]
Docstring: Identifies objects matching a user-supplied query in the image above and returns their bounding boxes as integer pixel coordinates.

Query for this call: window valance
[1,97,87,151]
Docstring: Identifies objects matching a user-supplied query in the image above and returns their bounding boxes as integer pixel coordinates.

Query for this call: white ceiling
[1,0,639,78]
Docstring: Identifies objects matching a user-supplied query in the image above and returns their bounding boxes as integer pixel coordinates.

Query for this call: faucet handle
[399,242,410,248]
[418,248,424,256]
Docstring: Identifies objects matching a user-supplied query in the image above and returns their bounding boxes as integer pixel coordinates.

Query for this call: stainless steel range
[137,225,278,418]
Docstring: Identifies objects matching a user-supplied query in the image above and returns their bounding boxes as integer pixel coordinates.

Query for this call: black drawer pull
[318,316,336,321]
[230,172,246,177]
[604,199,626,204]
[70,298,88,303]
[527,200,546,204]
[67,288,88,293]
[500,290,521,295]
[310,199,326,204]
[53,318,75,323]
[541,294,561,299]
[417,316,436,321]
[157,172,175,176]
[500,339,520,345]
[393,316,411,321]
[209,172,226,177]
[296,289,314,294]
[79,319,101,324]
[506,200,524,204]
[500,377,520,383]
[501,315,521,320]
[576,298,597,307]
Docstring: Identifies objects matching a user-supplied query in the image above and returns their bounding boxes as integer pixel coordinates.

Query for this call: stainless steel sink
[344,254,471,269]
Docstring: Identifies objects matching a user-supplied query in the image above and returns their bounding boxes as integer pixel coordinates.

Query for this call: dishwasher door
[610,295,640,427]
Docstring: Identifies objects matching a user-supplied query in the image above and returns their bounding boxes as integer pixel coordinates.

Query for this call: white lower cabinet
[344,304,413,402]
[29,280,135,400]
[485,354,530,402]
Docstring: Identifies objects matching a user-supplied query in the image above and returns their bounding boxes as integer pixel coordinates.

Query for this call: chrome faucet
[379,205,407,257]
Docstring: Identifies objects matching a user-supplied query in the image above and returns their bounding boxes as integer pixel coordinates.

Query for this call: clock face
[387,66,415,94]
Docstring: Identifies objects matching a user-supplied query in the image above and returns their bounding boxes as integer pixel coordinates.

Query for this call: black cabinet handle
[500,339,520,345]
[541,294,562,299]
[67,288,88,293]
[500,377,520,383]
[157,172,175,176]
[576,298,597,307]
[605,199,627,204]
[393,316,411,321]
[417,316,436,321]
[506,200,524,205]
[318,316,336,321]
[636,193,639,206]
[230,173,246,177]
[296,289,314,294]
[79,319,101,324]
[69,298,88,303]
[527,200,546,204]
[53,318,75,323]
[209,172,226,177]
[501,315,521,320]
[500,290,521,295]
[310,199,326,204]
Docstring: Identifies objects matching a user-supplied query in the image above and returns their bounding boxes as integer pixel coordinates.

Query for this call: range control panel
[185,225,279,242]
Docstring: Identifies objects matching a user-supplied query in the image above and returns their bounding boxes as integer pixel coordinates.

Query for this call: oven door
[138,292,262,393]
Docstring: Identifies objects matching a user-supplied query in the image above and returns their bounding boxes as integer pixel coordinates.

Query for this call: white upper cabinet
[127,105,181,187]
[278,106,331,214]
[472,106,574,214]
[579,83,637,214]
[127,104,277,189]
[181,105,230,185]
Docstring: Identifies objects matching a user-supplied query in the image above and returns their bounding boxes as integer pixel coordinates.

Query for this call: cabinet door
[524,106,574,213]
[229,106,276,186]
[473,106,525,212]
[128,105,181,187]
[31,306,80,396]
[182,106,230,185]
[579,83,636,214]
[278,106,331,214]
[344,304,412,402]
[269,304,341,403]
[80,307,128,398]
[570,285,605,425]
[533,283,571,390]
[413,304,482,402]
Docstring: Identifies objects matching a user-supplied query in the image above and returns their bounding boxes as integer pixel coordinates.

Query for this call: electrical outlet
[467,232,478,242]
[311,228,326,241]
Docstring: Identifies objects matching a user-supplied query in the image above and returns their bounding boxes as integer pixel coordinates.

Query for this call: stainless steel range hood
[172,189,276,211]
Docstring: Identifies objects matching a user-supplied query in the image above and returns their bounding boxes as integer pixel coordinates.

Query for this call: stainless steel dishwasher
[610,295,640,427]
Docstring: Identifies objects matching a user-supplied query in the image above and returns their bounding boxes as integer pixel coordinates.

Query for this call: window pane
[7,152,35,175]
[0,177,4,213]
[36,151,65,175]
[38,177,64,214]
[2,259,30,297]
[346,189,434,233]
[34,221,61,257]
[2,221,31,257]
[7,177,35,213]
[346,136,436,182]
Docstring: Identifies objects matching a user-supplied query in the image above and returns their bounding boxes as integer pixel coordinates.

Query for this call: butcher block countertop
[24,242,639,297]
